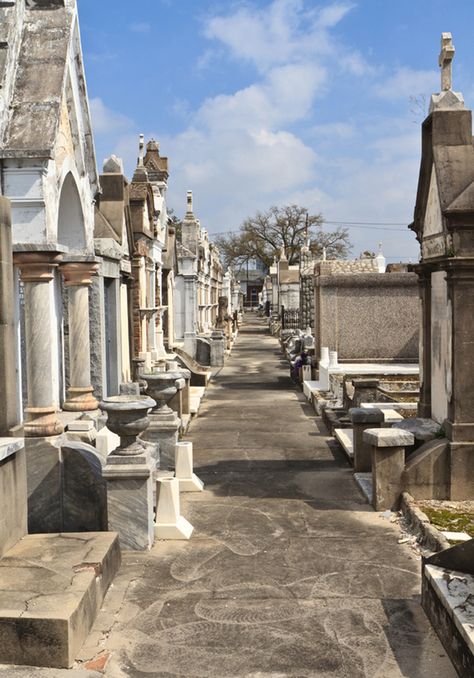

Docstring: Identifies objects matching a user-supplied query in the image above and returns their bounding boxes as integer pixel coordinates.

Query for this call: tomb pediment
[412,110,474,257]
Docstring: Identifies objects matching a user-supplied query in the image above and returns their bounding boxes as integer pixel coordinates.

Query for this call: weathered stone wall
[316,259,379,276]
[300,274,314,329]
[314,272,419,361]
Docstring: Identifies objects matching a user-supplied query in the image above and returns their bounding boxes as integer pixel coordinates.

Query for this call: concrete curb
[400,492,451,552]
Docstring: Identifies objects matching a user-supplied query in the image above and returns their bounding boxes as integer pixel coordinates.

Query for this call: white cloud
[375,67,438,100]
[89,98,134,135]
[203,0,362,74]
[130,22,151,34]
[311,122,355,139]
[317,2,355,28]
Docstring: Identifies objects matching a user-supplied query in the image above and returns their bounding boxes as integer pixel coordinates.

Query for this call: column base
[24,407,64,438]
[63,387,99,412]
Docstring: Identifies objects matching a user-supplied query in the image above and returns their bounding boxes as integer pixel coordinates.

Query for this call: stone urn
[99,395,156,456]
[140,371,183,415]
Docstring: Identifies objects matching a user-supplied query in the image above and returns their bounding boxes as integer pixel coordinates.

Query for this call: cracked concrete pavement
[1,313,457,677]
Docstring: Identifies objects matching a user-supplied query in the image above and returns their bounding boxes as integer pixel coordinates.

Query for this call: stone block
[95,426,120,456]
[364,428,414,511]
[350,408,384,472]
[392,417,441,443]
[0,439,27,558]
[61,442,107,532]
[25,436,62,533]
[0,532,120,669]
[403,439,450,500]
[103,452,154,550]
[450,442,474,500]
[141,412,180,469]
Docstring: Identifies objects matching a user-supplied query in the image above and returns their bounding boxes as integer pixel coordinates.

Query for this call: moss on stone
[421,506,474,538]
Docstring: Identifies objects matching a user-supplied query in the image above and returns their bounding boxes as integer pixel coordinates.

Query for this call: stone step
[189,386,206,415]
[0,532,120,669]
[334,427,354,461]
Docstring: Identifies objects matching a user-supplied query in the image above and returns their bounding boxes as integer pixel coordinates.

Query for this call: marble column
[61,262,99,411]
[0,198,19,434]
[14,252,64,437]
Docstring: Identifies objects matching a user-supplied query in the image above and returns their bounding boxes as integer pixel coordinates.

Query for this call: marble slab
[302,380,321,399]
[334,428,354,460]
[382,409,404,423]
[0,437,23,462]
[441,531,472,543]
[361,402,418,411]
[425,564,474,655]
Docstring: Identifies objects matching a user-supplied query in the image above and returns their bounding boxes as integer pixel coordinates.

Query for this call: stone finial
[103,154,123,174]
[303,214,310,250]
[279,246,287,261]
[375,241,386,273]
[138,134,145,167]
[147,138,159,152]
[322,247,327,261]
[186,190,194,218]
[439,32,455,91]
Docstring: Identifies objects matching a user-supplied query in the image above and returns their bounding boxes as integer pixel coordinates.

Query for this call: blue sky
[78,0,474,261]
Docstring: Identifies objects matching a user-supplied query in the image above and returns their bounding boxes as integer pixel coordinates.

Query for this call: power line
[211,221,410,236]
[324,220,407,226]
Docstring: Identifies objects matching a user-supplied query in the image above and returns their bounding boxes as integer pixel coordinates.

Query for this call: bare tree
[215,205,351,270]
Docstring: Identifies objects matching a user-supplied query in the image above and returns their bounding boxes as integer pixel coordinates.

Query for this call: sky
[77,0,474,262]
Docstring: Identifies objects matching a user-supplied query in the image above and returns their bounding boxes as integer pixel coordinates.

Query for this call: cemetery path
[89,313,456,678]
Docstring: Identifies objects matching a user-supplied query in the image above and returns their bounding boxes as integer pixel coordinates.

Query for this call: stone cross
[439,32,455,91]
[304,214,310,249]
[186,190,194,217]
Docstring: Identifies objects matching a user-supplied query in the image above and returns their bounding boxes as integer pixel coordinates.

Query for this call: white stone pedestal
[155,477,193,540]
[175,441,204,492]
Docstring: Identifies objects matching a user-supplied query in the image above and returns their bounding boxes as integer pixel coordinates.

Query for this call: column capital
[13,251,63,282]
[60,261,99,287]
